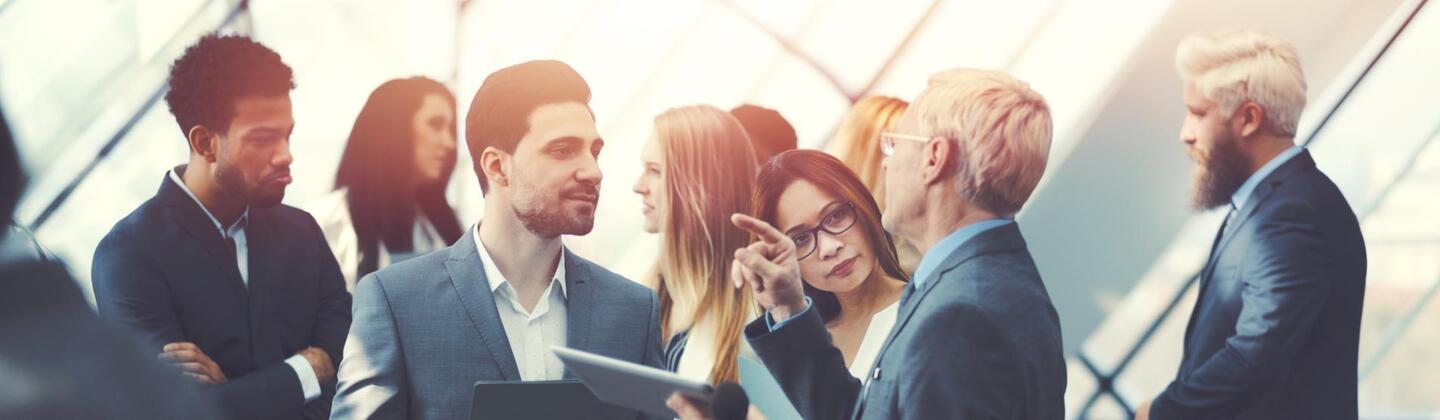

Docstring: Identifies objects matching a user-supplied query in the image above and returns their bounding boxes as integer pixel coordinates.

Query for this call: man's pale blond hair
[1176,30,1307,136]
[905,68,1052,217]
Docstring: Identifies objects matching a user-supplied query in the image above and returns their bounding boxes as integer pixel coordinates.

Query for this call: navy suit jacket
[92,170,352,420]
[745,223,1066,419]
[1154,151,1366,419]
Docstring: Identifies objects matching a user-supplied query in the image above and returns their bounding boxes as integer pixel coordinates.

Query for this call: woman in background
[751,149,907,378]
[632,105,758,385]
[309,77,463,290]
[826,96,919,273]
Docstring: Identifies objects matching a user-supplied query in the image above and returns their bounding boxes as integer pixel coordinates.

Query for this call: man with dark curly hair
[91,34,352,420]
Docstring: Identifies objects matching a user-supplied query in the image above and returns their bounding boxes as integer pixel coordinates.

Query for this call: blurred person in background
[633,104,759,385]
[731,104,797,166]
[308,76,463,291]
[1,99,220,420]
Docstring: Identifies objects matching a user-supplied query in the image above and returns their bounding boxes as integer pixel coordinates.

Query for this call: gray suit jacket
[331,232,664,419]
[746,223,1066,419]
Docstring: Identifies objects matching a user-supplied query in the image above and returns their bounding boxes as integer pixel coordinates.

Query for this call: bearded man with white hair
[1136,30,1367,420]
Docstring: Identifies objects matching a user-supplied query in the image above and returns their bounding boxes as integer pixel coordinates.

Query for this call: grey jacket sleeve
[331,273,408,419]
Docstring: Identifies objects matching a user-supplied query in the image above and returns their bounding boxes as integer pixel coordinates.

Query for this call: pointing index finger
[731,213,787,245]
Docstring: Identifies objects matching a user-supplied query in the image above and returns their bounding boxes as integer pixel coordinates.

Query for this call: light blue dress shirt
[1231,145,1305,212]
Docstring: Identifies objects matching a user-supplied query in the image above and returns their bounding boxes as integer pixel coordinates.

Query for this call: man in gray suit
[671,68,1066,419]
[332,60,664,419]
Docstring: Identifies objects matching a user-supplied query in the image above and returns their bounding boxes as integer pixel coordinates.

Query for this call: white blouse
[306,188,449,291]
[848,301,900,380]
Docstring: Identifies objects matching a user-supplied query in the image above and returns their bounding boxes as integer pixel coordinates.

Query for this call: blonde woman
[826,96,920,272]
[632,105,758,385]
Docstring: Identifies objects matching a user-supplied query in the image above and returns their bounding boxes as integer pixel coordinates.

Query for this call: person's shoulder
[366,245,452,288]
[97,196,167,248]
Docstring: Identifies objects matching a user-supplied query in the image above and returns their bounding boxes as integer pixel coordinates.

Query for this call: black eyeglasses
[789,201,858,261]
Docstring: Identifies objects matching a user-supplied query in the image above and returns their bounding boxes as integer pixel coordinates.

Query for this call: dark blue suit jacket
[92,169,352,420]
[1154,151,1366,419]
[745,223,1066,419]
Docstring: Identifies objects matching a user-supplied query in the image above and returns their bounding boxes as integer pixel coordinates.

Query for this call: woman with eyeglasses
[632,104,759,385]
[751,149,908,379]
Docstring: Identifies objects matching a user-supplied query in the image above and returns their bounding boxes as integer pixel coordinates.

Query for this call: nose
[632,172,647,196]
[576,152,602,186]
[441,130,457,154]
[273,138,294,167]
[817,230,845,261]
[1180,119,1196,147]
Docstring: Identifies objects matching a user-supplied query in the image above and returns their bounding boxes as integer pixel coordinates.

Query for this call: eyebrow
[783,199,842,234]
[542,136,583,147]
[244,127,288,138]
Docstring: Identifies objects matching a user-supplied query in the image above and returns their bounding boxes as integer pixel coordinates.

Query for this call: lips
[829,255,858,277]
[567,193,599,205]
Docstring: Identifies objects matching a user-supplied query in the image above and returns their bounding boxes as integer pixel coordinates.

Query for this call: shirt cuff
[765,297,813,332]
[285,354,321,402]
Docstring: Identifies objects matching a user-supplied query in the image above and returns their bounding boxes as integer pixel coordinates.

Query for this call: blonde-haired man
[674,68,1066,420]
[1136,31,1366,419]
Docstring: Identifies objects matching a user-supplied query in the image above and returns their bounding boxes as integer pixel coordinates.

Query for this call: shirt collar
[168,168,249,237]
[1231,145,1304,212]
[473,225,568,298]
[910,218,1013,288]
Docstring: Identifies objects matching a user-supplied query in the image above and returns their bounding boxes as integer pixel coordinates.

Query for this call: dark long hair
[334,77,463,277]
[752,150,908,322]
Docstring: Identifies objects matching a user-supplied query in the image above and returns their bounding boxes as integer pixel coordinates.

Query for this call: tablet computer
[552,346,714,417]
[471,379,628,420]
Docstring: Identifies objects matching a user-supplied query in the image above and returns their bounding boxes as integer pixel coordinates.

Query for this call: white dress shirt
[167,170,321,402]
[474,226,569,381]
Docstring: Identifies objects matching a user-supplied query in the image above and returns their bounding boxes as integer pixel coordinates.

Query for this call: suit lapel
[1199,151,1315,281]
[1187,152,1315,349]
[158,172,246,296]
[870,223,1027,368]
[443,233,522,381]
[563,250,597,379]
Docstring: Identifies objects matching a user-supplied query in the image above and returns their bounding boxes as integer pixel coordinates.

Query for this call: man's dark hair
[465,60,591,193]
[164,34,294,140]
[730,104,797,165]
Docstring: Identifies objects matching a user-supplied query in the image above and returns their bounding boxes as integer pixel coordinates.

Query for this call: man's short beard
[1190,134,1250,211]
[216,163,283,208]
[513,204,595,237]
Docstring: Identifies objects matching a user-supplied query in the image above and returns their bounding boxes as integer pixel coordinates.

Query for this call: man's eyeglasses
[879,131,930,156]
[790,201,859,261]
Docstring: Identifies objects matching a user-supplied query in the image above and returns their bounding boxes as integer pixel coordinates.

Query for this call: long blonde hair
[651,105,758,385]
[826,96,908,210]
